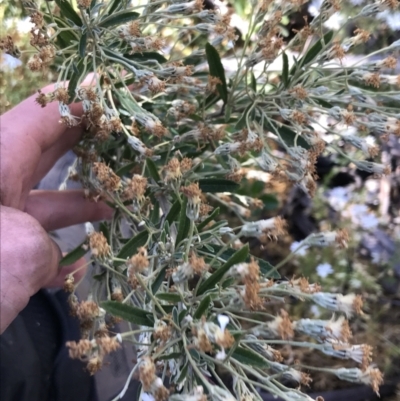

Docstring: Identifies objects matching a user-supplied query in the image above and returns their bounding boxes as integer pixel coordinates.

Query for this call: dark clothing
[0,290,97,401]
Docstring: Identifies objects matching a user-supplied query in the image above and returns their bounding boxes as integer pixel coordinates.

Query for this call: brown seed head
[92,162,121,192]
[164,158,182,182]
[189,253,209,275]
[64,274,75,293]
[122,175,147,201]
[207,75,222,94]
[87,356,103,375]
[78,0,92,8]
[89,232,112,258]
[66,339,93,359]
[128,247,149,275]
[364,73,380,88]
[181,183,202,204]
[30,11,44,28]
[128,21,141,37]
[139,357,156,391]
[96,336,121,355]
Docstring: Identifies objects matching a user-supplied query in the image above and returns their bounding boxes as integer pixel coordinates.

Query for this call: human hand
[0,84,112,333]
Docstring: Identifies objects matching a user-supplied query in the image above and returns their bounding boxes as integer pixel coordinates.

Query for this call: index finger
[1,83,84,154]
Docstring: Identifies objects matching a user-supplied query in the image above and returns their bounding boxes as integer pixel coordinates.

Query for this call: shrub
[2,0,399,399]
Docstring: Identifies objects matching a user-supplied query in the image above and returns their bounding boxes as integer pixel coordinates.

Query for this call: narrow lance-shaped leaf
[206,43,228,103]
[282,51,289,88]
[68,59,85,102]
[59,242,87,267]
[197,244,249,295]
[193,294,212,319]
[300,31,335,67]
[55,0,82,26]
[209,245,280,279]
[197,207,220,231]
[116,161,136,177]
[235,104,253,130]
[99,11,140,28]
[232,347,270,368]
[166,200,181,225]
[175,197,191,247]
[151,267,167,294]
[115,231,149,266]
[146,158,161,184]
[198,179,239,193]
[262,119,309,149]
[79,32,87,58]
[156,293,182,303]
[125,52,168,64]
[101,301,154,327]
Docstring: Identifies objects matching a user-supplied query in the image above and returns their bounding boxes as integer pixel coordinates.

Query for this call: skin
[0,83,112,333]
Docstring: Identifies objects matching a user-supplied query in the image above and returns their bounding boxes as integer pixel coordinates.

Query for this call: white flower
[217,314,230,331]
[85,222,95,235]
[141,393,155,401]
[316,262,334,278]
[290,241,308,256]
[327,186,349,211]
[215,349,227,360]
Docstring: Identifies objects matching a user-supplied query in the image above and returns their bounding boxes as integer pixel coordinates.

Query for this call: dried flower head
[181,183,202,220]
[128,246,149,277]
[89,231,111,259]
[92,162,122,192]
[139,357,156,391]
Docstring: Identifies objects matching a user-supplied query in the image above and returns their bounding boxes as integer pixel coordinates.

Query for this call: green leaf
[250,72,256,93]
[313,97,333,108]
[232,347,270,368]
[68,59,85,102]
[208,245,280,279]
[99,222,110,243]
[193,294,212,319]
[101,301,154,327]
[116,161,136,177]
[93,271,106,281]
[172,307,179,325]
[197,207,220,231]
[282,51,289,88]
[235,104,253,130]
[176,362,189,383]
[59,243,87,267]
[107,0,122,15]
[300,31,334,67]
[166,200,181,225]
[146,158,161,184]
[157,352,182,361]
[79,32,87,58]
[262,119,309,149]
[197,245,249,295]
[43,15,78,47]
[156,293,182,302]
[179,309,189,323]
[55,0,82,26]
[99,11,140,28]
[152,267,166,294]
[150,200,160,224]
[198,179,239,193]
[115,231,149,266]
[175,197,191,247]
[189,349,201,362]
[205,43,228,103]
[125,52,168,64]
